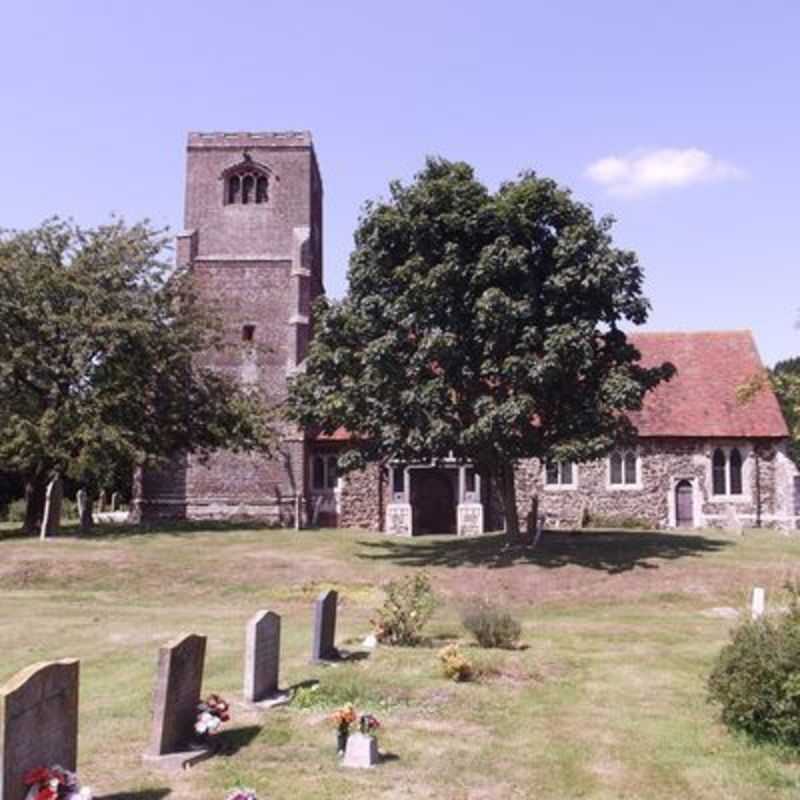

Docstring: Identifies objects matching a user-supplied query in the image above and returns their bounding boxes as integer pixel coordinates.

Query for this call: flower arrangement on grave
[23,766,92,800]
[225,790,258,800]
[194,693,231,738]
[358,713,381,737]
[330,703,357,754]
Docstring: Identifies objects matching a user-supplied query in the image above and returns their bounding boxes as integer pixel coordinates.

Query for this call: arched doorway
[675,480,694,527]
[411,468,456,534]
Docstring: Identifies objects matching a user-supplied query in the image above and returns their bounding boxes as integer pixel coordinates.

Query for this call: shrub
[462,601,522,649]
[372,572,437,646]
[5,499,26,523]
[438,644,474,682]
[708,584,800,746]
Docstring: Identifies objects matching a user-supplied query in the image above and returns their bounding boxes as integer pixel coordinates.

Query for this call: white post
[751,586,766,620]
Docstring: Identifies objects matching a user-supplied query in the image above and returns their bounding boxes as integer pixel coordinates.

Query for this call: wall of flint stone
[333,438,798,532]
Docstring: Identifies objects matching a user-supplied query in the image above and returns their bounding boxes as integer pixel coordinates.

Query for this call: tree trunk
[23,475,47,535]
[500,462,521,542]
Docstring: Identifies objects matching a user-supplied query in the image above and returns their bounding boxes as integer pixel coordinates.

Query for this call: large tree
[288,159,673,539]
[772,357,800,464]
[0,218,274,532]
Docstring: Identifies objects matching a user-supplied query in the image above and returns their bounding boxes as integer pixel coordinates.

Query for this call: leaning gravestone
[110,492,120,512]
[39,476,63,539]
[244,611,288,708]
[312,590,339,663]
[142,634,211,770]
[0,659,79,800]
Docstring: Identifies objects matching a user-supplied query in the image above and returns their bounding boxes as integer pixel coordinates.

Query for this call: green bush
[462,601,522,649]
[5,499,27,523]
[708,585,800,746]
[372,572,438,646]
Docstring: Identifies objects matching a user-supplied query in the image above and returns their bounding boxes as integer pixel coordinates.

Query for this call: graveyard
[2,523,800,799]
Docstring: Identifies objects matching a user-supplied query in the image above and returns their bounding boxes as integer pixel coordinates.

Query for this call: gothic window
[392,465,406,497]
[545,461,576,486]
[729,448,743,495]
[242,175,254,204]
[712,448,744,496]
[228,175,240,204]
[256,175,268,203]
[712,448,726,494]
[465,467,477,495]
[242,324,255,342]
[609,450,638,486]
[223,153,271,205]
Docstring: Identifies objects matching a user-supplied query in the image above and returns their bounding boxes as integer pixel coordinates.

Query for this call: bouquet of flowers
[23,766,92,800]
[225,790,258,800]
[195,693,231,737]
[330,703,357,754]
[358,713,381,736]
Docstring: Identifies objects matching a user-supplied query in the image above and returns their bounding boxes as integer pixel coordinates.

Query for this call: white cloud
[585,148,745,196]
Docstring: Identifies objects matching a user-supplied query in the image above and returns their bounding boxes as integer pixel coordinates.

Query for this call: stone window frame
[708,444,752,503]
[221,152,272,207]
[606,448,643,491]
[543,460,578,491]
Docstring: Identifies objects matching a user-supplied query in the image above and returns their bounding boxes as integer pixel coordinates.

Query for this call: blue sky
[1,1,798,365]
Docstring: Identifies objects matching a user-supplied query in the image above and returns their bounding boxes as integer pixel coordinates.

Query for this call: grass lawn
[1,523,800,799]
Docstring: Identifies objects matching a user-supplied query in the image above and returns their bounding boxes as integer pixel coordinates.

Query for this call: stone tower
[136,132,323,522]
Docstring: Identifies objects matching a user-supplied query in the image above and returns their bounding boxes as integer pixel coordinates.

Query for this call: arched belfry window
[222,151,272,206]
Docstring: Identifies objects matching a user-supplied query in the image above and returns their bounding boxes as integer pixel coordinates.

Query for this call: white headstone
[40,476,63,539]
[457,503,483,536]
[751,587,766,620]
[386,503,412,536]
[342,731,379,768]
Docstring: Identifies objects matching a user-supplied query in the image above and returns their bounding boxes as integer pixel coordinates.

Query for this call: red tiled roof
[628,330,788,438]
[309,331,789,442]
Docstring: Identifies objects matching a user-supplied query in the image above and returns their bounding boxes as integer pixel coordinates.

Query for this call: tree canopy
[772,357,800,464]
[288,158,674,537]
[0,218,274,530]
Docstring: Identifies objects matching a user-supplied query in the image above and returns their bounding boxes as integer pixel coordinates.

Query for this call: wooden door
[675,480,694,527]
[411,468,456,534]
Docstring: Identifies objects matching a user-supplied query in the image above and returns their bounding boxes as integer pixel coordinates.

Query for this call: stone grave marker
[76,489,92,534]
[142,633,211,770]
[385,503,412,536]
[342,732,379,768]
[751,586,766,620]
[39,476,63,539]
[0,659,79,800]
[312,590,339,663]
[457,503,483,536]
[110,492,120,512]
[244,611,288,707]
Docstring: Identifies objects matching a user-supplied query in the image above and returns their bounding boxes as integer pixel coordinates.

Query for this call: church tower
[136,132,323,521]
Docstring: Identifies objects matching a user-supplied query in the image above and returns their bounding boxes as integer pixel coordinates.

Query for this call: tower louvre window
[242,324,255,342]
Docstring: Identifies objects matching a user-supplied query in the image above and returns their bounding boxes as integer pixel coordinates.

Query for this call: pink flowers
[195,693,231,736]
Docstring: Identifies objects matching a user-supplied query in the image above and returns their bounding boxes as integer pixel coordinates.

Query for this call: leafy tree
[288,159,673,539]
[0,218,274,532]
[773,358,800,464]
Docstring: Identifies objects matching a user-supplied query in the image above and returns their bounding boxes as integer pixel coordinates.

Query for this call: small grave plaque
[342,732,379,768]
[457,503,484,536]
[386,503,412,536]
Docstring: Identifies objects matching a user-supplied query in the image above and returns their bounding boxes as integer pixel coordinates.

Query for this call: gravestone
[312,590,339,663]
[39,476,63,539]
[76,489,92,534]
[342,731,379,768]
[244,611,288,707]
[142,633,211,770]
[457,503,483,536]
[385,503,412,536]
[751,587,766,620]
[98,491,107,513]
[110,492,120,512]
[0,659,79,800]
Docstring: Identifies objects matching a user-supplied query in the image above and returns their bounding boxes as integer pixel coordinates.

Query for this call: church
[134,132,799,532]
